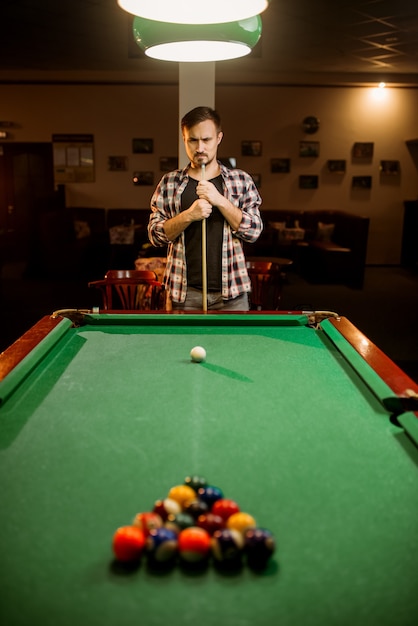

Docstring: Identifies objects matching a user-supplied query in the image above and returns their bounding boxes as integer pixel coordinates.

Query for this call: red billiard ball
[178,527,211,563]
[112,525,146,562]
[196,512,225,535]
[211,498,240,521]
[132,511,163,536]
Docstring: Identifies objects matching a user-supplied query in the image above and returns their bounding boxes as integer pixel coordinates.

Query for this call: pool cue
[201,163,208,312]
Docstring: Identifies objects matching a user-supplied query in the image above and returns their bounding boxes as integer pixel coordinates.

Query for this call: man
[148,106,263,310]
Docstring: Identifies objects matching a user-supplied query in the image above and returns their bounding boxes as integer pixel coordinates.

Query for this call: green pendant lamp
[132,16,262,62]
[119,1,269,24]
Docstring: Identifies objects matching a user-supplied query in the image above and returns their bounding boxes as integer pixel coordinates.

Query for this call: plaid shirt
[148,162,263,303]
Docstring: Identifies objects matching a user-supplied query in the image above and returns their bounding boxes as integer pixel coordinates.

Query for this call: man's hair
[181,106,222,133]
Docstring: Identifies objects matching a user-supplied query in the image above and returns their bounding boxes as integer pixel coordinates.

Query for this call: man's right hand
[163,199,212,241]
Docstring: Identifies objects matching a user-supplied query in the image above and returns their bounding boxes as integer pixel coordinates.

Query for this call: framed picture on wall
[132,171,154,186]
[352,142,374,159]
[271,158,291,173]
[241,140,262,156]
[380,160,400,175]
[132,138,154,154]
[299,175,318,189]
[299,141,319,158]
[352,175,372,189]
[327,159,346,174]
[53,133,95,183]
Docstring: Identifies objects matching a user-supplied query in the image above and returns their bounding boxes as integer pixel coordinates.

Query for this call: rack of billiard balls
[112,476,276,570]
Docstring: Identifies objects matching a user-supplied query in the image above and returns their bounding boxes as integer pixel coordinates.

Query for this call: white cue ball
[190,346,206,363]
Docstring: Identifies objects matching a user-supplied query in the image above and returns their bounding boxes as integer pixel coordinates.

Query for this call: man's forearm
[216,196,243,232]
[163,210,194,241]
[162,198,213,241]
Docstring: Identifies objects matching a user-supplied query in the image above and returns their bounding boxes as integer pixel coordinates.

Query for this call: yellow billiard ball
[226,512,256,534]
[168,484,197,507]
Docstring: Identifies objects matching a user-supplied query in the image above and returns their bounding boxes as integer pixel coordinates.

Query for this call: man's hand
[163,198,212,241]
[188,198,213,221]
[196,180,222,207]
[197,180,243,232]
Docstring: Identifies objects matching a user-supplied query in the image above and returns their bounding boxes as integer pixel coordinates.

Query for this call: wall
[217,85,418,264]
[1,82,417,264]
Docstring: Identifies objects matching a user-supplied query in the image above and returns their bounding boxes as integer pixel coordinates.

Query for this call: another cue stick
[201,163,208,312]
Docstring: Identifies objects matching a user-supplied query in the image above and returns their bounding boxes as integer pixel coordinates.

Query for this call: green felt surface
[0,315,418,626]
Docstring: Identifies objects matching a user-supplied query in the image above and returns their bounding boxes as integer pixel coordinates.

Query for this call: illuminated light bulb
[132,16,262,63]
[118,0,269,24]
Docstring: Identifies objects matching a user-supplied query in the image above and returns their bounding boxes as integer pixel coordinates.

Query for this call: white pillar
[178,62,216,168]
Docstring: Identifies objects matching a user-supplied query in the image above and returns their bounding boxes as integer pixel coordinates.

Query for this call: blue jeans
[171,287,249,311]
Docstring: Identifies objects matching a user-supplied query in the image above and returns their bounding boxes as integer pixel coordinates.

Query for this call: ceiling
[1,0,418,86]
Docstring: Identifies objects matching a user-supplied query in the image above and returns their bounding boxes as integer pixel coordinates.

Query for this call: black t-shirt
[181,175,224,291]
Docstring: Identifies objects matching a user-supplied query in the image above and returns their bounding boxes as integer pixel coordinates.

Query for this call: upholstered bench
[246,209,369,288]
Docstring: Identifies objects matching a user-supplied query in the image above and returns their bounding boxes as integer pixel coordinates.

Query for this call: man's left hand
[196,181,222,207]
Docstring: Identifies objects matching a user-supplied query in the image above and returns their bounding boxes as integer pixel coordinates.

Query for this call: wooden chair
[88,269,165,310]
[246,260,282,310]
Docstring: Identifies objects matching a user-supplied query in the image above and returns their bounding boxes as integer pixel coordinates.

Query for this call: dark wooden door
[0,143,55,267]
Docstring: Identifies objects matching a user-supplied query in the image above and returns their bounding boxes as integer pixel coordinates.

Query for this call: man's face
[183,119,223,168]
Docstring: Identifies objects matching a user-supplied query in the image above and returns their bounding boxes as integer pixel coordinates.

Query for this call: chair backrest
[246,260,282,310]
[88,269,164,310]
[105,269,157,281]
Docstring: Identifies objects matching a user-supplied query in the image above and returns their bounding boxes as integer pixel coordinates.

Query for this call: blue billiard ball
[197,485,223,508]
[147,528,178,563]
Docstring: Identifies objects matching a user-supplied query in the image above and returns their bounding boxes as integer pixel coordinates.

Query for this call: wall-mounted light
[119,0,269,24]
[133,16,262,62]
[366,82,390,104]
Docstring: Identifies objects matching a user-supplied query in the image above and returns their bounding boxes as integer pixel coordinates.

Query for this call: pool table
[1,311,418,626]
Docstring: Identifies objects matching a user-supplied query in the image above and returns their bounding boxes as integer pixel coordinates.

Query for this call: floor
[280,265,418,382]
[1,263,417,383]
